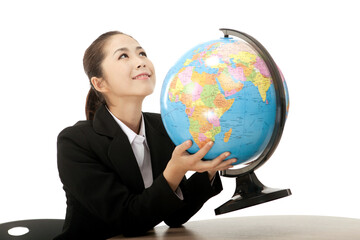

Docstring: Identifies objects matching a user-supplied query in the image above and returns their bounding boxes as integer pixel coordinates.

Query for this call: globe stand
[215,171,291,215]
[214,28,292,215]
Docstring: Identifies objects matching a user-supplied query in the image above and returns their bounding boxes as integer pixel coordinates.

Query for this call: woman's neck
[107,97,143,134]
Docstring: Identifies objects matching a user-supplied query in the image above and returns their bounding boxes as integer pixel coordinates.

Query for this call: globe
[160,31,289,166]
[160,28,291,214]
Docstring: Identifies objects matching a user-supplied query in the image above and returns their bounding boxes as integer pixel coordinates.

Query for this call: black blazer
[55,104,222,239]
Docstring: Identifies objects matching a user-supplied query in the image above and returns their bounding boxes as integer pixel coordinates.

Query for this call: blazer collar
[92,104,120,138]
[92,104,167,141]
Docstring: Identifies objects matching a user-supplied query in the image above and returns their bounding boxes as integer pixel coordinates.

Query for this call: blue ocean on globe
[160,37,289,165]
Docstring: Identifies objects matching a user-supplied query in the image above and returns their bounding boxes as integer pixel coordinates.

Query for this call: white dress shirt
[106,108,184,199]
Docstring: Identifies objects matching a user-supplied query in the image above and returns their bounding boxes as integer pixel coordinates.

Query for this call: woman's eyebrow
[113,46,143,56]
[113,47,128,56]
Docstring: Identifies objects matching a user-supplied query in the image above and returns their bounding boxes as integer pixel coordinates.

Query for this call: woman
[55,31,236,239]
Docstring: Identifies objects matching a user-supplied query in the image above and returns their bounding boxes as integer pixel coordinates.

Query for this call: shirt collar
[106,107,147,146]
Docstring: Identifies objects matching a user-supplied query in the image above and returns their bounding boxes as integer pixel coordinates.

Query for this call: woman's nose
[137,63,146,69]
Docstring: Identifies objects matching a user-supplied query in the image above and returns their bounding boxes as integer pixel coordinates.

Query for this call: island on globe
[160,36,289,165]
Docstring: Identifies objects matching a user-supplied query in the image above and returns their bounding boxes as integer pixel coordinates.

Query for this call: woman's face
[99,34,156,102]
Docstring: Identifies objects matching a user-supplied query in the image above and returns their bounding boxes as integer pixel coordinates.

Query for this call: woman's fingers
[197,151,237,172]
[192,141,214,160]
[210,152,236,171]
[215,158,237,171]
[172,140,237,173]
[174,140,193,155]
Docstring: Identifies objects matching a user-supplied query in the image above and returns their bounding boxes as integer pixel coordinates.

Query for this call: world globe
[161,29,291,214]
[160,30,289,166]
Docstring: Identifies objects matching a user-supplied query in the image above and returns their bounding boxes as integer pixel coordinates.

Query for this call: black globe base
[215,171,291,215]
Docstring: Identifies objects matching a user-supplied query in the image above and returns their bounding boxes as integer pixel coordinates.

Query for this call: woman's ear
[91,77,107,93]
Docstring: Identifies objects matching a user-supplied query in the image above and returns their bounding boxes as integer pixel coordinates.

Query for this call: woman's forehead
[105,34,140,53]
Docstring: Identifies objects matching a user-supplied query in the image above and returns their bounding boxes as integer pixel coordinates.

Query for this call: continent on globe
[167,40,271,149]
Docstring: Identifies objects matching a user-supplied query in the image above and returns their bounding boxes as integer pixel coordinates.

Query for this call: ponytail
[83,31,124,120]
[85,88,104,120]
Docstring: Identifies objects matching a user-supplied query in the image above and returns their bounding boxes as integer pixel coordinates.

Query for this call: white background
[1,0,359,225]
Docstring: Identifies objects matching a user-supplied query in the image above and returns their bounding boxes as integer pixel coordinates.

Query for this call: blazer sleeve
[57,126,184,236]
[164,171,223,227]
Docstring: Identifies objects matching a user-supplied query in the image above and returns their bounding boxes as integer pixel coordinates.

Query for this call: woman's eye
[139,52,147,57]
[119,53,128,60]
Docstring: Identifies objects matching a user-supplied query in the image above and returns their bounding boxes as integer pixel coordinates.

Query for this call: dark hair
[84,31,123,120]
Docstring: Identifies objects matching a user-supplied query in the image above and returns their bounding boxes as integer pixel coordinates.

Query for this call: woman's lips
[133,73,151,80]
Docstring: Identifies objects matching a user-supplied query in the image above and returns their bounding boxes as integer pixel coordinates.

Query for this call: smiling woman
[55,31,237,239]
[86,33,157,133]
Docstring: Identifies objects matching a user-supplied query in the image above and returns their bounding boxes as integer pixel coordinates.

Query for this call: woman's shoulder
[143,112,161,120]
[143,112,167,134]
[58,120,93,140]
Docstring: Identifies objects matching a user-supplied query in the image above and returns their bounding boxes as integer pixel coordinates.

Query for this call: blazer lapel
[93,105,145,192]
[144,113,175,179]
[108,131,145,192]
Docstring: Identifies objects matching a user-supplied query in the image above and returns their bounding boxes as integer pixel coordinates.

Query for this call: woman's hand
[163,140,236,191]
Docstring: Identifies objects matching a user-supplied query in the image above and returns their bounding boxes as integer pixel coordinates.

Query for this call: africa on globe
[160,33,289,165]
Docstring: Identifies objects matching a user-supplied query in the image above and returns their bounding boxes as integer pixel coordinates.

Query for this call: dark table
[110,215,360,240]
